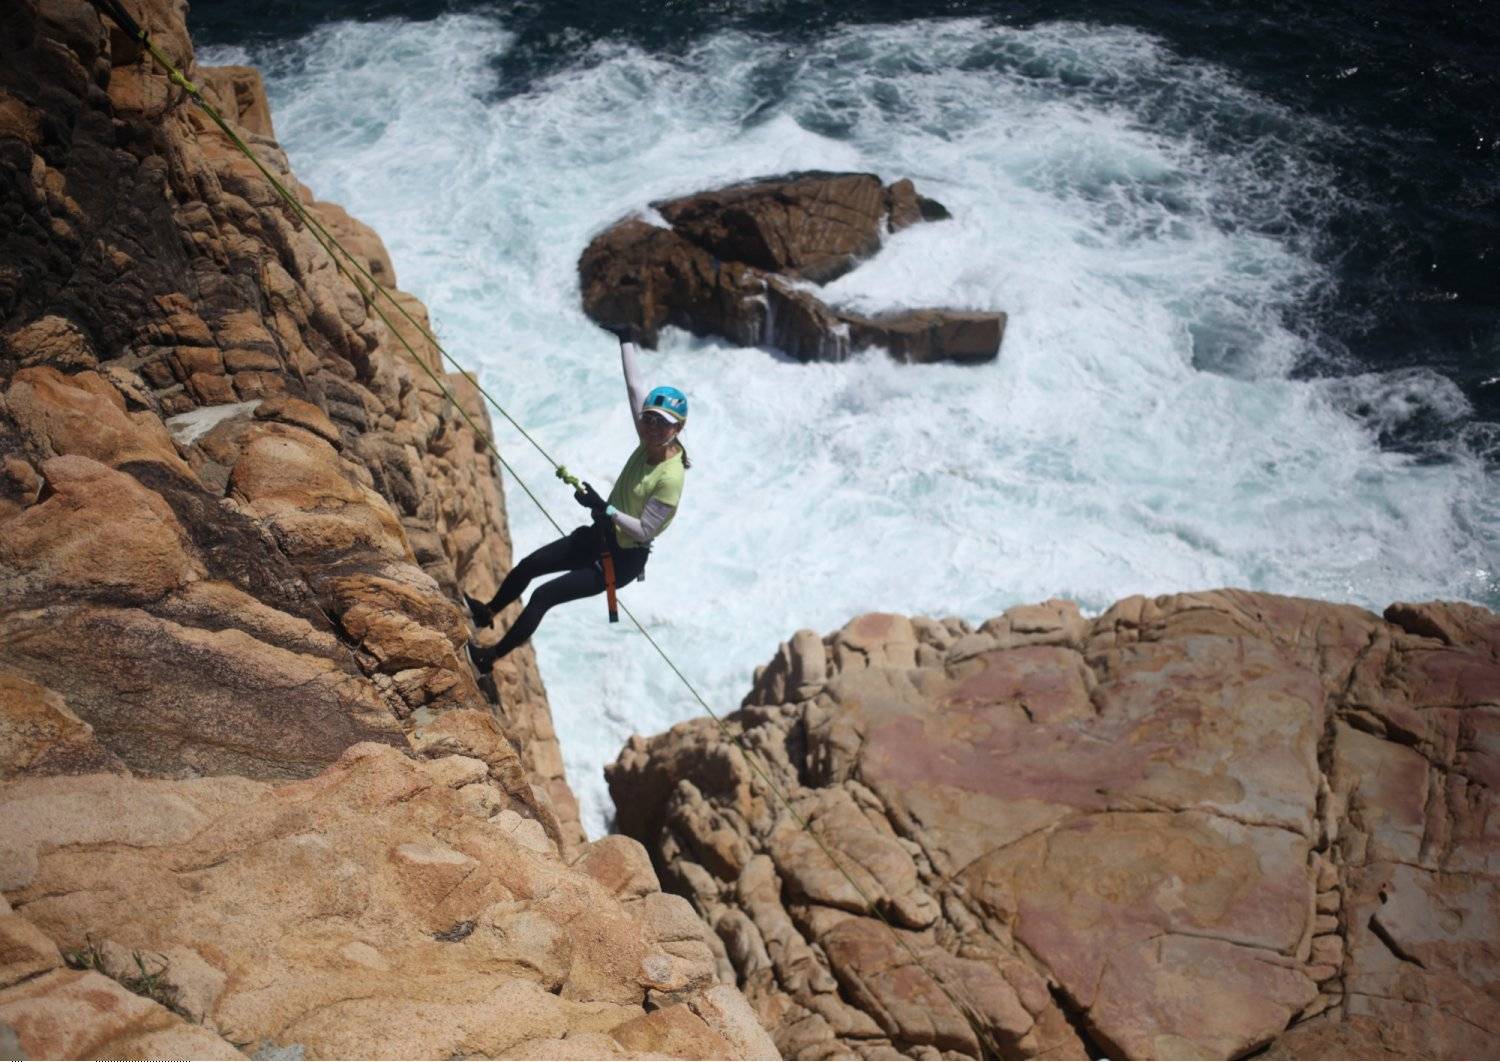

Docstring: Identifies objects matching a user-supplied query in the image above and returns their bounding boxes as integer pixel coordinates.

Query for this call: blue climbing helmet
[643,385,688,424]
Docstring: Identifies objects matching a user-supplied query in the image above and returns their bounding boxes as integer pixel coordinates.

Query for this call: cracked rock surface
[607,591,1500,1059]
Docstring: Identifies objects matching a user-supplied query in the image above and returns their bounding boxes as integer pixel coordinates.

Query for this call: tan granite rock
[197,64,275,138]
[0,367,192,476]
[0,0,579,843]
[0,969,245,1060]
[1,316,96,370]
[610,591,1500,1059]
[0,743,771,1059]
[0,454,202,604]
[655,173,892,283]
[684,982,784,1061]
[611,1003,737,1058]
[0,910,62,990]
[573,834,663,901]
[0,673,123,778]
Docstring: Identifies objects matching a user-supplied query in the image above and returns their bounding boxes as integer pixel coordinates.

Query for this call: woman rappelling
[466,326,689,670]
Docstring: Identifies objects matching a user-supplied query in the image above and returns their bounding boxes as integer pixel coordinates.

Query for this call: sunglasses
[642,411,678,427]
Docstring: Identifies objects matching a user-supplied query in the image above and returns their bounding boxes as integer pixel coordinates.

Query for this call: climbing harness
[78,4,1005,1052]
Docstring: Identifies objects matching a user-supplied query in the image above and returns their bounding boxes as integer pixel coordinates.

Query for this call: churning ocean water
[195,0,1500,836]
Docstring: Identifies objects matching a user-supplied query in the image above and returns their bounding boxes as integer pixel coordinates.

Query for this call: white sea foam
[207,14,1500,836]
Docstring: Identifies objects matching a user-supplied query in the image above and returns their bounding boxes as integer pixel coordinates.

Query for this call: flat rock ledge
[607,590,1500,1060]
[579,172,1006,364]
[0,742,780,1060]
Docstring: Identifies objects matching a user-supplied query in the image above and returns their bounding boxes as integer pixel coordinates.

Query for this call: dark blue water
[189,0,1500,461]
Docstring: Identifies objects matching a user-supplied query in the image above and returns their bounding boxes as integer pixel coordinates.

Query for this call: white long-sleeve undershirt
[609,496,675,543]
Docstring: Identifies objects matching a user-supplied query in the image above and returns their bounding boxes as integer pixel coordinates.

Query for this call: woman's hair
[679,441,692,469]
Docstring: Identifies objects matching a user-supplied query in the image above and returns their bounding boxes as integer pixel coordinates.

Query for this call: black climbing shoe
[466,639,499,674]
[464,593,494,629]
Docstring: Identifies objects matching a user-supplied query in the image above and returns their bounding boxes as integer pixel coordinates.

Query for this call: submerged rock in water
[578,171,1004,364]
[607,591,1500,1060]
[655,172,919,284]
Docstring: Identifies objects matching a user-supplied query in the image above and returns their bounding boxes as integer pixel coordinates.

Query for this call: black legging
[486,524,649,659]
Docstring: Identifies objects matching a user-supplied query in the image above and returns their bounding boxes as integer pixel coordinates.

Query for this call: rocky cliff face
[608,591,1500,1060]
[0,0,572,825]
[0,1,776,1056]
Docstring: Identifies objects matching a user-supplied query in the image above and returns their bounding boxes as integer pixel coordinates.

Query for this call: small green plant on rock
[62,935,191,1020]
[61,937,106,973]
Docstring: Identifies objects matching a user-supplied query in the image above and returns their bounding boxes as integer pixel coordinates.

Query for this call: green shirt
[607,445,685,549]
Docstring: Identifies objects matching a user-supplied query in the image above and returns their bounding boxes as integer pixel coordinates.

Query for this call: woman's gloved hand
[574,482,608,516]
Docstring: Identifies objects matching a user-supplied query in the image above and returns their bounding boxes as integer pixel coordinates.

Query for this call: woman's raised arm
[621,337,648,436]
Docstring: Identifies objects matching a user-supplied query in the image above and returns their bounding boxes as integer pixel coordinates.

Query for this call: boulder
[655,172,890,283]
[0,367,193,476]
[0,315,96,370]
[847,308,1005,365]
[579,171,1004,365]
[578,220,765,352]
[608,591,1500,1060]
[884,177,951,233]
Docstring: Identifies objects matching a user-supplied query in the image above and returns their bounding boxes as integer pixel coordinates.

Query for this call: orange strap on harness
[600,544,619,623]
